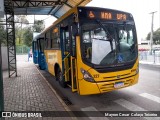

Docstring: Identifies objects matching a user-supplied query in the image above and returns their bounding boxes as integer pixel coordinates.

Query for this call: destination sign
[88,11,127,21]
[78,7,132,21]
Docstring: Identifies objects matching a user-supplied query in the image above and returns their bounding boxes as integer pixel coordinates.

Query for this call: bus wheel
[57,69,67,88]
[39,65,42,70]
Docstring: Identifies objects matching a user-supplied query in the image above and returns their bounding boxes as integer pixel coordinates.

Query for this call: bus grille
[103,73,131,79]
[99,79,133,92]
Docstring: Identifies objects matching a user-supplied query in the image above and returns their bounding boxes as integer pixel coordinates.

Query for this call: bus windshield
[81,22,137,66]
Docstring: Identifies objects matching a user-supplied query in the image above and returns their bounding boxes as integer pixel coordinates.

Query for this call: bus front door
[61,25,78,92]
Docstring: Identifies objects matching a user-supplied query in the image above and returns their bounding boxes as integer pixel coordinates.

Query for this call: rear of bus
[76,7,139,95]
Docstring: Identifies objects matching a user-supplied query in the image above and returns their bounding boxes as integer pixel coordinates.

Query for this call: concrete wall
[138,44,160,50]
[1,46,8,71]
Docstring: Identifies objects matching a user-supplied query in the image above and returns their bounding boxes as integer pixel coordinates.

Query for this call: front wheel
[57,69,67,88]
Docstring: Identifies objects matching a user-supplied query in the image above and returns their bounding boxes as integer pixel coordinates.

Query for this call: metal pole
[0,43,4,112]
[154,50,155,63]
[149,11,157,55]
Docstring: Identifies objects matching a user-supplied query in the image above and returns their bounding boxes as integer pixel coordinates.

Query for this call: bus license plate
[114,82,124,88]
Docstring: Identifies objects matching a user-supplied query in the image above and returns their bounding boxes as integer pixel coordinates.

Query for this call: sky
[28,0,160,43]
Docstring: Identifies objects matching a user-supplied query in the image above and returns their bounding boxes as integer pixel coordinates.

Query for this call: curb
[139,62,160,67]
[35,65,78,120]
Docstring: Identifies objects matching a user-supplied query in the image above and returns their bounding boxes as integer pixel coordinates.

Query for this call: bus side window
[72,34,76,56]
[65,31,69,52]
[46,31,51,49]
[45,33,48,49]
[61,27,69,52]
[40,39,45,52]
[52,27,60,49]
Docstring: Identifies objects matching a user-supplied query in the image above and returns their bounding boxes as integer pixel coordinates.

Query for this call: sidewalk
[3,55,72,120]
[139,61,160,66]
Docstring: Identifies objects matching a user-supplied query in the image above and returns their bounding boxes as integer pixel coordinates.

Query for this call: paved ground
[2,55,73,120]
[2,55,160,120]
[38,58,160,120]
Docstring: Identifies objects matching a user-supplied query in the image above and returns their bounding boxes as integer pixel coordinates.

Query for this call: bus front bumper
[78,73,139,95]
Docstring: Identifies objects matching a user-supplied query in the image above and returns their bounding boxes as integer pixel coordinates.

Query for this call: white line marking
[114,99,147,111]
[139,93,160,104]
[81,106,109,120]
[114,99,160,120]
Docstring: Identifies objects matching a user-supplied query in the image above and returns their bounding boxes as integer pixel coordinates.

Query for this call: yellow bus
[33,6,139,95]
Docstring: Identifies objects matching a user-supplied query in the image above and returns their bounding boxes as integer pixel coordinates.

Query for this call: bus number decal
[93,74,99,78]
[48,53,57,63]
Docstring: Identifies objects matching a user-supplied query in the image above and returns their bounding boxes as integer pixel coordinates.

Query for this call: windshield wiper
[96,20,114,40]
[96,20,114,50]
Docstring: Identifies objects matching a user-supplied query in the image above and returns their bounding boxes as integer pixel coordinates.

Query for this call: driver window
[83,31,91,43]
[82,31,92,59]
[119,30,127,43]
[128,30,134,45]
[93,28,106,39]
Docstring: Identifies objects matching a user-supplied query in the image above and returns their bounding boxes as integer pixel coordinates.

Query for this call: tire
[39,65,42,70]
[57,69,67,88]
[55,66,59,81]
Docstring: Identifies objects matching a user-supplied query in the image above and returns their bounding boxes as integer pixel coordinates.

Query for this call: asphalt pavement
[39,62,160,120]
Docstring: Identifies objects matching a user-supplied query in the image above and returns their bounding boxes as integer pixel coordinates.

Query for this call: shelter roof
[5,0,91,18]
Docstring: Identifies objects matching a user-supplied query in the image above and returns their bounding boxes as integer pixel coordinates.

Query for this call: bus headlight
[80,68,95,82]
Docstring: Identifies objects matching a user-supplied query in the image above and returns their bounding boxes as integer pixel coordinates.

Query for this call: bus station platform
[2,55,73,120]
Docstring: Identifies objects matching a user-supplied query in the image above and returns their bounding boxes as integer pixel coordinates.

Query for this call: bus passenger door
[70,25,78,92]
[60,25,78,92]
[60,26,70,86]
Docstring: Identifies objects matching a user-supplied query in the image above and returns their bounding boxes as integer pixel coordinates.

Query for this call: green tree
[15,27,25,45]
[146,28,160,44]
[15,15,29,24]
[23,27,33,47]
[0,18,6,46]
[15,15,29,45]
[32,20,45,32]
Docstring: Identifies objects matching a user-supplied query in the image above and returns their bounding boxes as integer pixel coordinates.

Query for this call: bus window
[52,28,60,49]
[61,27,70,52]
[46,31,51,49]
[40,39,44,52]
[71,25,76,56]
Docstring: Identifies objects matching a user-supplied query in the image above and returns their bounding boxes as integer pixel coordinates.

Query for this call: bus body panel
[44,49,62,76]
[76,36,139,95]
[87,60,139,82]
[33,50,38,64]
[38,52,46,70]
[78,73,139,95]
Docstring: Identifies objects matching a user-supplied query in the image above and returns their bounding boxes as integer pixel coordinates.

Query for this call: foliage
[14,17,45,47]
[32,20,45,32]
[15,27,25,45]
[15,15,29,45]
[146,28,160,44]
[0,18,6,46]
[16,45,30,54]
[1,16,45,47]
[23,27,33,47]
[15,15,29,25]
